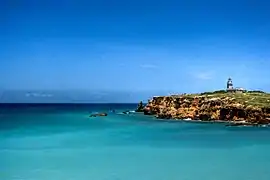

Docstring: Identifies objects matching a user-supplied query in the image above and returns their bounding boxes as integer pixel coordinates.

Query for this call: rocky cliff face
[143,95,270,124]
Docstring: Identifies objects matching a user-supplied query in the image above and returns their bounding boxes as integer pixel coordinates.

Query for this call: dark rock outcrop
[135,101,144,112]
[89,112,108,117]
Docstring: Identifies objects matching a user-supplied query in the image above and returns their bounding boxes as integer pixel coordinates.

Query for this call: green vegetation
[247,90,265,93]
[200,90,227,95]
[231,92,270,107]
[178,91,270,108]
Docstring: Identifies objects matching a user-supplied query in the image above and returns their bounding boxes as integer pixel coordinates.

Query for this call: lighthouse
[227,78,233,91]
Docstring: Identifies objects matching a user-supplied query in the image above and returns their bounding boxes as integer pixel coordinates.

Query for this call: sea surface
[1,103,270,180]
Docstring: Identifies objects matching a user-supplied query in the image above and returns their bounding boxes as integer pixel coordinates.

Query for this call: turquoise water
[1,104,270,180]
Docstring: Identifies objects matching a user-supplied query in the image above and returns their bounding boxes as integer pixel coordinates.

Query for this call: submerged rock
[89,112,108,117]
[122,111,130,114]
[122,110,136,114]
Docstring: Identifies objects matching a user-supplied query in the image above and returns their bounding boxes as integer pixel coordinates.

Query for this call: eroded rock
[135,101,144,112]
[142,95,270,124]
[89,113,108,117]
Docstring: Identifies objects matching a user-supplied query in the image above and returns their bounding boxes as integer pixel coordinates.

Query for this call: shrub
[247,90,265,93]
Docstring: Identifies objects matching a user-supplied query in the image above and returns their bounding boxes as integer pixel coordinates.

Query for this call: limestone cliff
[142,92,270,124]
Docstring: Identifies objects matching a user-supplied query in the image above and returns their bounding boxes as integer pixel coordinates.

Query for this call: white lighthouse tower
[226,78,233,91]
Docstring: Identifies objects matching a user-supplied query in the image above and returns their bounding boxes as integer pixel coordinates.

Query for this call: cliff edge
[140,91,270,124]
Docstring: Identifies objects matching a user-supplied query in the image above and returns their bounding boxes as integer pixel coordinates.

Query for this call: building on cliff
[226,78,245,93]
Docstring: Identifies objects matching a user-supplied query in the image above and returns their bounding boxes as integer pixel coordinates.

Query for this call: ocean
[1,103,270,180]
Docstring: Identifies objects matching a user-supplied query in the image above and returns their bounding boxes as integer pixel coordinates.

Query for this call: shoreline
[149,115,270,127]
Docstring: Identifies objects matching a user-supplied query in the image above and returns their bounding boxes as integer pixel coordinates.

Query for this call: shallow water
[1,104,270,180]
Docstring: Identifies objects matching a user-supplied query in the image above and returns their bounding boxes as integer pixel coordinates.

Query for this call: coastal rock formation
[142,93,270,124]
[135,101,145,112]
[89,112,108,117]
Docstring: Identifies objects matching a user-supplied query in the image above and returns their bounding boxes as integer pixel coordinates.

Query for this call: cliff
[141,91,270,124]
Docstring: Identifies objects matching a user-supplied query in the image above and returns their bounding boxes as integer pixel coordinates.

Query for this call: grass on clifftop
[176,90,270,108]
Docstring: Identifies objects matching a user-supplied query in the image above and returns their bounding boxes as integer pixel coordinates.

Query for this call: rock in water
[89,113,108,117]
[135,101,144,112]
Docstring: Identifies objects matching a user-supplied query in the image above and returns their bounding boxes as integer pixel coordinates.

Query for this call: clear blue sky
[1,0,270,102]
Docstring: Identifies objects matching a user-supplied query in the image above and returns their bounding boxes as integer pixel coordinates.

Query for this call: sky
[0,0,270,102]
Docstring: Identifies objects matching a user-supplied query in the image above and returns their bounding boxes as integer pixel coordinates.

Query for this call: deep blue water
[1,103,270,180]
